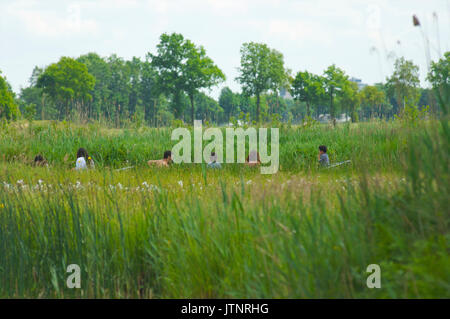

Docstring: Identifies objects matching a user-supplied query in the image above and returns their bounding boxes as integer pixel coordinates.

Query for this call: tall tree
[107,54,130,125]
[77,53,111,120]
[340,81,360,122]
[323,65,348,121]
[236,42,286,122]
[0,70,20,120]
[140,60,158,125]
[19,66,46,120]
[218,87,236,122]
[37,57,95,120]
[359,85,386,119]
[183,42,225,124]
[126,57,143,118]
[386,57,420,112]
[290,71,324,116]
[427,51,449,115]
[148,33,189,119]
[149,33,224,124]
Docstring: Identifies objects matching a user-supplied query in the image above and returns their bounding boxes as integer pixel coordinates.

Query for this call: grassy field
[0,120,448,298]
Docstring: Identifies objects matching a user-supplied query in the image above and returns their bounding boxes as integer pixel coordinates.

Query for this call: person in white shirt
[75,147,95,170]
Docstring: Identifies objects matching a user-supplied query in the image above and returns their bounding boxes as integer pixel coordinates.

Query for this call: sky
[1,0,449,99]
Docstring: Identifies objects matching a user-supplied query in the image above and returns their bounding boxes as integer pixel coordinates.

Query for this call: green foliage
[0,71,20,121]
[0,119,447,298]
[394,103,430,125]
[427,51,449,116]
[358,85,386,120]
[149,33,225,123]
[386,57,421,111]
[291,71,325,116]
[236,42,287,122]
[23,103,36,122]
[323,64,349,119]
[301,115,318,129]
[37,57,95,119]
[219,87,240,122]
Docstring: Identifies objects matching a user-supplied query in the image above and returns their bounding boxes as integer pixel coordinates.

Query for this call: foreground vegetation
[0,120,448,298]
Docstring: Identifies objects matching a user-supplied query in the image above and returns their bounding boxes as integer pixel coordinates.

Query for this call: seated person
[318,145,330,166]
[207,152,221,169]
[75,148,95,170]
[148,150,172,167]
[245,150,261,167]
[33,154,48,167]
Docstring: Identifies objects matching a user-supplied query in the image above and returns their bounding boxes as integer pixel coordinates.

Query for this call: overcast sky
[1,0,449,98]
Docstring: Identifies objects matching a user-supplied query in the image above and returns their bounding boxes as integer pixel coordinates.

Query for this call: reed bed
[0,120,448,298]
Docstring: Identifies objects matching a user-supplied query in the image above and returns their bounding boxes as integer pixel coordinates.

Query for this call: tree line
[1,32,448,126]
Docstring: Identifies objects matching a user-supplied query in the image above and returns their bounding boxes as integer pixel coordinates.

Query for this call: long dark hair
[76,147,93,166]
[77,148,89,159]
[33,154,47,166]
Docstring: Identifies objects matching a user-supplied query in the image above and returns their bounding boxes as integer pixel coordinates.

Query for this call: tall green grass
[0,120,448,298]
[0,120,428,171]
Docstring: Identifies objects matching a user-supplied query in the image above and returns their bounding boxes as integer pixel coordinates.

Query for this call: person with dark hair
[245,150,261,167]
[33,154,48,167]
[148,150,172,167]
[75,147,95,170]
[207,151,221,169]
[318,145,330,166]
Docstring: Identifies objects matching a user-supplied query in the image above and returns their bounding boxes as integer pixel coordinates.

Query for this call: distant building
[349,77,367,90]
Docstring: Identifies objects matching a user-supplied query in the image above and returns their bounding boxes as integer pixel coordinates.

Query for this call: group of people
[32,145,330,170]
[33,147,95,170]
[199,146,329,168]
[145,149,264,169]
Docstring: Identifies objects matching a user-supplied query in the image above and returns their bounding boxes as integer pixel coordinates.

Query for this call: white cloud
[6,0,99,37]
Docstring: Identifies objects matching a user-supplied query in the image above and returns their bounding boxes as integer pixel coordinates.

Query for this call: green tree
[107,54,130,126]
[37,57,95,120]
[77,53,111,120]
[323,64,348,121]
[148,33,190,119]
[183,41,225,124]
[126,57,144,118]
[0,71,20,120]
[149,33,224,124]
[290,71,325,116]
[19,66,47,120]
[219,87,239,122]
[140,60,158,125]
[358,85,386,119]
[236,42,286,122]
[194,92,223,124]
[386,57,420,113]
[340,81,360,122]
[427,51,449,115]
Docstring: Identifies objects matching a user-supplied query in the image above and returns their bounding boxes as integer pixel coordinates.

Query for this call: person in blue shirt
[318,145,330,166]
[207,152,221,169]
